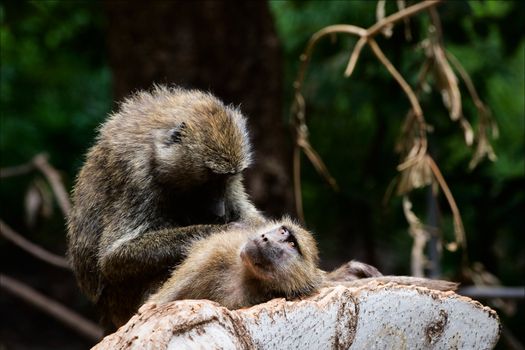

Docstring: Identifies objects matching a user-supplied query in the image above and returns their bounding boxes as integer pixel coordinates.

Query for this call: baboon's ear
[168,122,187,144]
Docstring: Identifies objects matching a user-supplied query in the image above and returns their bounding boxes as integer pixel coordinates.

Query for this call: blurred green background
[1,1,523,348]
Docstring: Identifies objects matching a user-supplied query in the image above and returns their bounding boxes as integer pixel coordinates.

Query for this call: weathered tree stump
[94,283,500,349]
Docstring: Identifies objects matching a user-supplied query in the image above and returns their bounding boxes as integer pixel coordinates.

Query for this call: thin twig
[293,146,304,223]
[347,0,442,77]
[446,49,497,168]
[298,138,339,192]
[367,0,441,38]
[446,51,486,112]
[427,6,444,45]
[0,161,35,178]
[0,274,103,342]
[1,153,72,215]
[396,58,433,155]
[295,25,366,89]
[447,49,497,139]
[368,38,428,171]
[344,37,367,77]
[426,155,466,248]
[368,38,424,125]
[297,1,443,92]
[0,219,70,269]
[32,154,71,216]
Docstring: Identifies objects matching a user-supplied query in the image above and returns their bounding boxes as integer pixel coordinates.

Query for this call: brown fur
[150,220,456,309]
[325,276,459,291]
[325,260,383,282]
[324,262,457,291]
[150,218,322,309]
[67,86,263,329]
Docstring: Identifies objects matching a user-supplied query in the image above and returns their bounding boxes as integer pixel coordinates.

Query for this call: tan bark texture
[93,283,500,349]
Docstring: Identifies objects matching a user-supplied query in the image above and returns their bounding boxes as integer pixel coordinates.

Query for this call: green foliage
[0,1,111,175]
[0,1,111,242]
[486,41,524,178]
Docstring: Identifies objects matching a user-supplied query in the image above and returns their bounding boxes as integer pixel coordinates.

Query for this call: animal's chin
[240,244,276,280]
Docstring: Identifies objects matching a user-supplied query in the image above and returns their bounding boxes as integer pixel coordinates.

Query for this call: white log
[93,282,500,349]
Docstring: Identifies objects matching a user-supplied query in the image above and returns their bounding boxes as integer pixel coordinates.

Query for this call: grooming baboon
[67,85,263,328]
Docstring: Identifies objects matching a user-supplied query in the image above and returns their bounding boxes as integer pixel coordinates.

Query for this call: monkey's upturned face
[240,225,304,281]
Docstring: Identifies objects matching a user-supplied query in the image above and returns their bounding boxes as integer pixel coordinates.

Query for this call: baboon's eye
[281,226,299,251]
[168,122,186,144]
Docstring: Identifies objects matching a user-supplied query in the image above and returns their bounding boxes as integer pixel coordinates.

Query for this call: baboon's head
[100,85,252,222]
[240,218,322,297]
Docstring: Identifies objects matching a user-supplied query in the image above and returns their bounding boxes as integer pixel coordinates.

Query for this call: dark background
[1,1,523,348]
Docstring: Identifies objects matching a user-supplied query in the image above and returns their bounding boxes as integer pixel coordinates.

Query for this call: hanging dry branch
[289,0,496,278]
[291,0,441,221]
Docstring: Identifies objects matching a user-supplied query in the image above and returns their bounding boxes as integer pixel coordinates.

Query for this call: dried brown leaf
[397,154,433,195]
[445,50,499,166]
[460,118,474,146]
[469,134,497,170]
[432,42,462,120]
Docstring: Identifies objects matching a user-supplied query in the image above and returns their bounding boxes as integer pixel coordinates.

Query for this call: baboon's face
[240,220,321,295]
[240,224,306,281]
[151,104,250,222]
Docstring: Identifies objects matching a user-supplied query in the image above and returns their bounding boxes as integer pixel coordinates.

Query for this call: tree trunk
[104,0,294,218]
[93,283,501,349]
